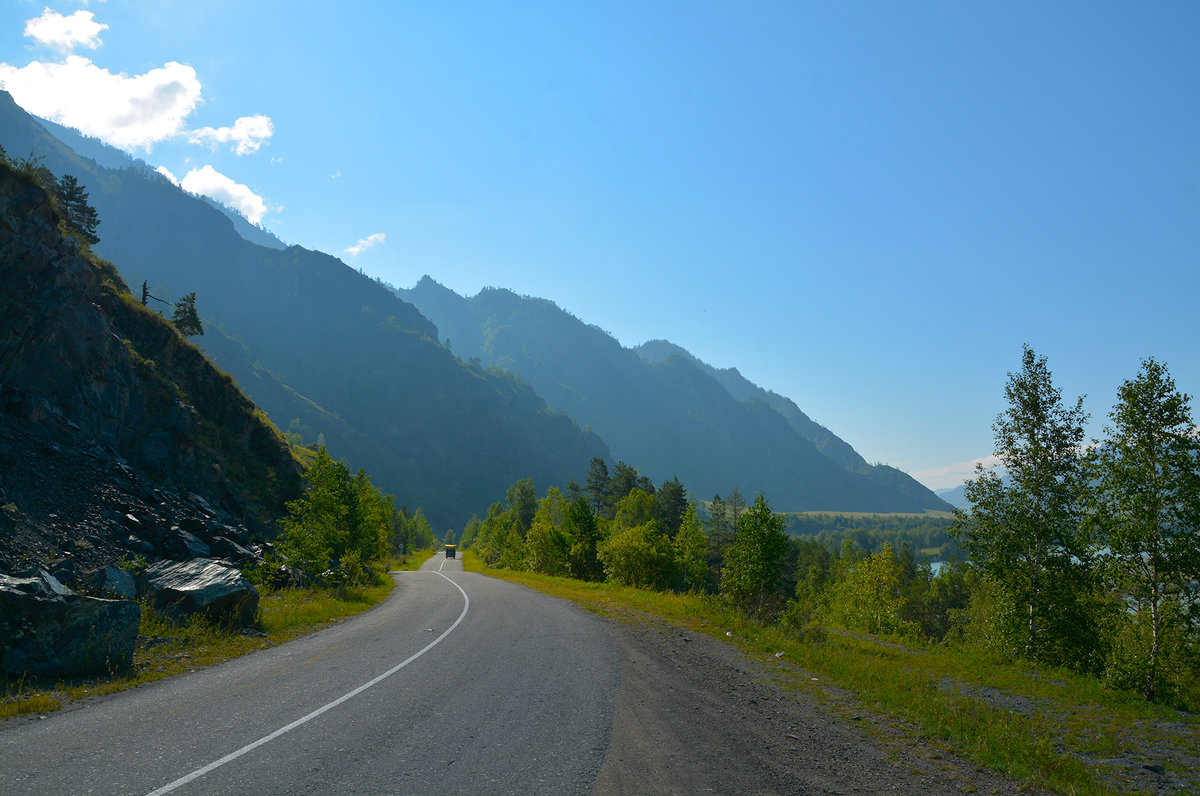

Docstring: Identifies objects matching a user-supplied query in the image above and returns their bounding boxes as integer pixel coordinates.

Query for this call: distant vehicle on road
[445,544,457,558]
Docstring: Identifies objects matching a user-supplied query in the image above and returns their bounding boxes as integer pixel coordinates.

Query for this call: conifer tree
[565,497,604,581]
[707,494,734,559]
[172,292,204,337]
[56,174,100,244]
[654,476,688,537]
[585,458,611,516]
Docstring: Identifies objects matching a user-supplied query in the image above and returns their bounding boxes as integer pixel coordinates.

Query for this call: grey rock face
[84,564,138,600]
[0,569,139,677]
[163,527,211,560]
[137,558,259,627]
[208,536,255,565]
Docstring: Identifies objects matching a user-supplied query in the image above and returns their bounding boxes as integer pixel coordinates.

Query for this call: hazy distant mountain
[935,485,971,510]
[397,277,951,513]
[0,91,608,530]
[635,339,944,510]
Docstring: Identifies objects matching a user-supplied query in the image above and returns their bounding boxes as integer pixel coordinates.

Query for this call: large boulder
[137,558,259,627]
[163,526,211,560]
[0,570,140,677]
[208,535,256,565]
[83,564,138,600]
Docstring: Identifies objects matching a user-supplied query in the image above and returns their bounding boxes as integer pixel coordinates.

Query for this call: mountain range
[0,90,606,530]
[1,89,950,528]
[935,485,970,510]
[395,278,950,513]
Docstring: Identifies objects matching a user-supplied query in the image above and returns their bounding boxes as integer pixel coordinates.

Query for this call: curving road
[0,555,621,795]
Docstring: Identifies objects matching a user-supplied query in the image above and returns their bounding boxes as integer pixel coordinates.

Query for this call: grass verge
[464,552,1200,795]
[389,549,436,572]
[0,558,428,722]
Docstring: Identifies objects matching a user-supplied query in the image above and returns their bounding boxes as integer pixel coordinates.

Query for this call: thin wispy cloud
[345,233,386,257]
[911,454,1004,491]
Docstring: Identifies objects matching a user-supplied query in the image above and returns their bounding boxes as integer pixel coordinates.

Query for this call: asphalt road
[0,555,621,795]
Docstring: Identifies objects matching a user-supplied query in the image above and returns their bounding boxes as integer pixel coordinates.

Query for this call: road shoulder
[592,610,1047,795]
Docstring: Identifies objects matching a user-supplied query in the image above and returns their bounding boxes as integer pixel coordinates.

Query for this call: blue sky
[3,1,1198,490]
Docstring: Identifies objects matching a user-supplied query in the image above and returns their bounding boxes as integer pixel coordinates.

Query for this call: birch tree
[1090,358,1200,700]
[952,346,1094,665]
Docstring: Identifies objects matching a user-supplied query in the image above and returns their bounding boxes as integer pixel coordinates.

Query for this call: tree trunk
[1144,588,1160,702]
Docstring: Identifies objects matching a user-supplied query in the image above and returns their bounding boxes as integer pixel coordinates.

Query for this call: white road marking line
[145,571,470,796]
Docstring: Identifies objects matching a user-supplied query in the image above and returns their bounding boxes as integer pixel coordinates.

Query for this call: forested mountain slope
[0,91,608,530]
[634,339,945,510]
[397,277,949,513]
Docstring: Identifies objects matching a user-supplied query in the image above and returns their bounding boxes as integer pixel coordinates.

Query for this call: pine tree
[654,476,688,537]
[565,497,604,581]
[56,174,100,244]
[585,458,611,516]
[707,494,734,559]
[172,292,204,337]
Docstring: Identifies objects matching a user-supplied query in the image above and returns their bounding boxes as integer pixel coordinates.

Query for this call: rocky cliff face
[0,161,301,576]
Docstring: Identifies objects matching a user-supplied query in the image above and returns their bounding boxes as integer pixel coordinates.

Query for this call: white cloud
[911,454,1004,491]
[2,11,272,159]
[155,165,179,185]
[25,8,108,53]
[345,233,386,257]
[188,114,274,156]
[180,165,267,224]
[0,55,201,152]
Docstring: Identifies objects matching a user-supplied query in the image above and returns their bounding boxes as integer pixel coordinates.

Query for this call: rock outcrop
[0,160,301,577]
[83,564,138,600]
[0,569,140,677]
[0,152,303,674]
[137,558,260,628]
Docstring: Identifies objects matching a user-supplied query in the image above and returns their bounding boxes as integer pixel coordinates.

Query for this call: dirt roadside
[591,611,1048,796]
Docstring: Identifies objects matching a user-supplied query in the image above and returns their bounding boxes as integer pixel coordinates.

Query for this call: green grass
[464,552,1200,795]
[1,569,403,722]
[388,549,436,572]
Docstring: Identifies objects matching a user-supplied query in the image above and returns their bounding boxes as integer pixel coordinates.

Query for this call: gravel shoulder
[592,610,1047,796]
